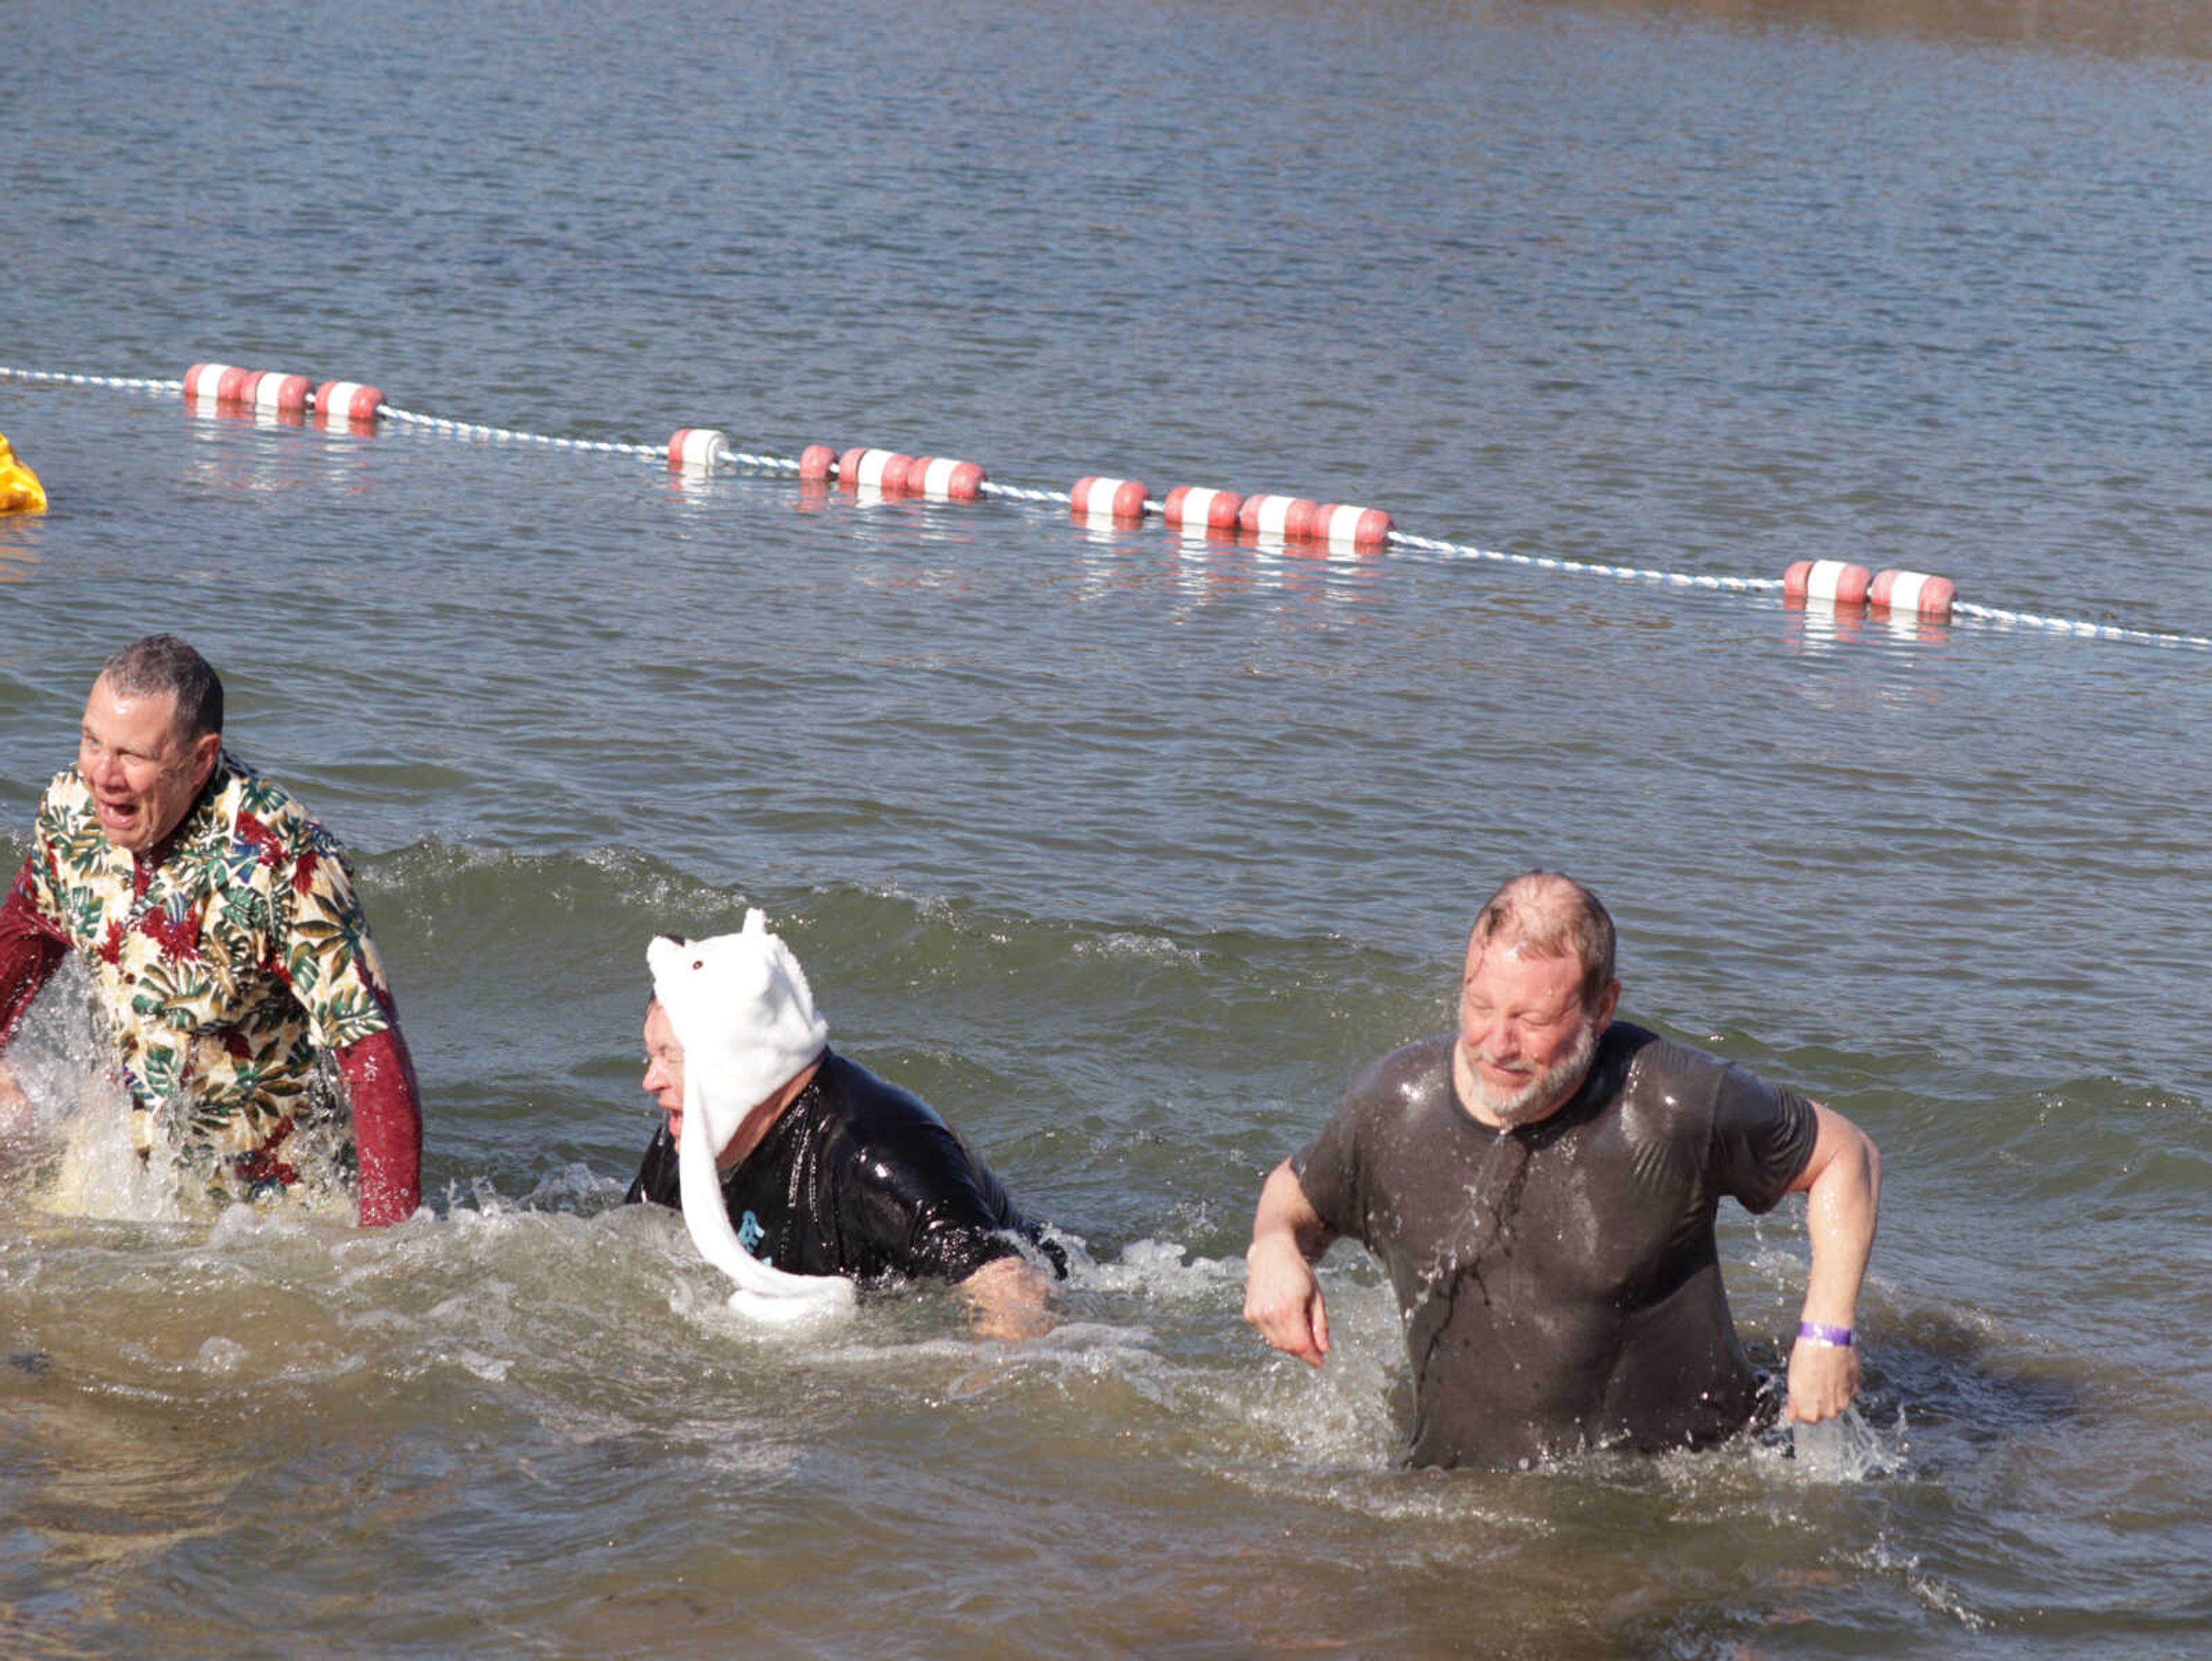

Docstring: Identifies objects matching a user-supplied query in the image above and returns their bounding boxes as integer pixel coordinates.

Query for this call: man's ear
[1592,978,1622,1035]
[187,729,222,791]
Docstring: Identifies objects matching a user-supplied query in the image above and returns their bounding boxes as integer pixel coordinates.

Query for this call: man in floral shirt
[0,636,423,1225]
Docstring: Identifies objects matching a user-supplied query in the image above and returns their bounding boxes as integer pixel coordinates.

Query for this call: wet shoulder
[817,1051,956,1146]
[1341,1033,1458,1127]
[1605,1022,1744,1136]
[200,757,340,859]
[810,1051,1027,1227]
[807,1052,975,1185]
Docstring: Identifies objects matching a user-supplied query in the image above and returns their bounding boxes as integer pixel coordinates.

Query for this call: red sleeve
[0,855,70,1048]
[335,1025,425,1227]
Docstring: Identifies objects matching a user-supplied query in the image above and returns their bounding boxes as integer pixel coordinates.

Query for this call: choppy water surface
[3,1,2209,1655]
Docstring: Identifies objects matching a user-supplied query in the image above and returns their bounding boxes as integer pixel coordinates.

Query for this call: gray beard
[1469,1017,1600,1127]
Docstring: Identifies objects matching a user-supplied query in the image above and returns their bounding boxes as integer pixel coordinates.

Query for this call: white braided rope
[1950,602,2211,650]
[6,363,2205,651]
[1387,530,1786,594]
[378,405,661,458]
[2,366,185,393]
[976,480,1071,506]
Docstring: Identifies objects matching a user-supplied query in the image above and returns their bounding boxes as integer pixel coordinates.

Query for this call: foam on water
[1785,1406,1909,1484]
[0,1052,2173,1658]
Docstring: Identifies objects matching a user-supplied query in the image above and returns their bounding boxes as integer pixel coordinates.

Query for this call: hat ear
[645,935,721,1045]
[767,936,821,1030]
[726,943,777,1010]
[645,934,683,996]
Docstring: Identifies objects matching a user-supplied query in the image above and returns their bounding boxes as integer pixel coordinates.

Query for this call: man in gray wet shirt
[1243,871,1881,1469]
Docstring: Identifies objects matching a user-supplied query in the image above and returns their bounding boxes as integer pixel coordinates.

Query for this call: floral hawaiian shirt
[28,753,396,1169]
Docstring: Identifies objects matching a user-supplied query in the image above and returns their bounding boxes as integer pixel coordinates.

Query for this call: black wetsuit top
[1294,1023,1817,1469]
[626,1048,1059,1285]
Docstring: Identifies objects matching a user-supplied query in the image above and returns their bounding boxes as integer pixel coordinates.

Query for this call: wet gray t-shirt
[1294,1022,1817,1469]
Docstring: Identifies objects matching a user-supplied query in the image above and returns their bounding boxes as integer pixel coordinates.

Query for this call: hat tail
[676,1070,855,1322]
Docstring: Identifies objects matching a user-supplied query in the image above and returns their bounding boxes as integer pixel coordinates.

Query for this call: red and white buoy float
[1782,559,1873,606]
[243,371,312,416]
[183,362,252,405]
[908,457,988,502]
[1312,503,1393,548]
[315,381,385,427]
[668,428,729,473]
[1162,486,1244,532]
[1240,494,1319,540]
[1869,568,1956,620]
[1071,476,1148,521]
[838,448,915,494]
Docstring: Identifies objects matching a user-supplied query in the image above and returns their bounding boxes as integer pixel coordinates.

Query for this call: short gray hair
[97,635,224,741]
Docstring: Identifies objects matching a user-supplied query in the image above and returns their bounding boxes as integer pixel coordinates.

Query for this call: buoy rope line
[5,369,186,396]
[6,363,2206,654]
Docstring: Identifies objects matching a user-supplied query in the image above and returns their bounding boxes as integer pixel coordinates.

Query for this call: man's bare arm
[1243,1159,1338,1368]
[1783,1103,1881,1423]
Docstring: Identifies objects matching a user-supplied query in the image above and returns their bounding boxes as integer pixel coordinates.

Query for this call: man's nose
[1472,1015,1521,1059]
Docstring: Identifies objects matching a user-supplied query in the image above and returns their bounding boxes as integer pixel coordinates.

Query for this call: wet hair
[1470,870,1617,1007]
[97,635,224,741]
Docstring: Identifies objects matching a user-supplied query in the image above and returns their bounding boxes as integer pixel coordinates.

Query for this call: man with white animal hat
[628,910,1059,1335]
[1244,870,1881,1469]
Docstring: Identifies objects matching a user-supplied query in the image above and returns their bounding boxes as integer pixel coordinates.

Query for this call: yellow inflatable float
[1,433,48,514]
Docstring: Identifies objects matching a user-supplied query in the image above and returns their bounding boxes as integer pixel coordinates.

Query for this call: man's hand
[1786,1334,1862,1423]
[1244,1232,1331,1367]
[959,1254,1053,1342]
[1244,1159,1336,1367]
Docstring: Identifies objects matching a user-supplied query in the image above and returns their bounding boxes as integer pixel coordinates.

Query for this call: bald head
[1468,871,1616,1007]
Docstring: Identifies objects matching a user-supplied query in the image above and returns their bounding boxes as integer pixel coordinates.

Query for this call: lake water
[3,1,2208,1655]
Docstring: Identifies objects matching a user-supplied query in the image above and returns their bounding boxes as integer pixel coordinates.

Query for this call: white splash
[1789,1404,1902,1481]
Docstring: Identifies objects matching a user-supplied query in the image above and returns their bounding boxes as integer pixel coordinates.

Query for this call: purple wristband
[1797,1320,1854,1348]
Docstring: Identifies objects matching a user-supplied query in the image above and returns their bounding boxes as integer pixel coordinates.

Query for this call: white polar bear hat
[645,911,853,1324]
[646,909,830,1149]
